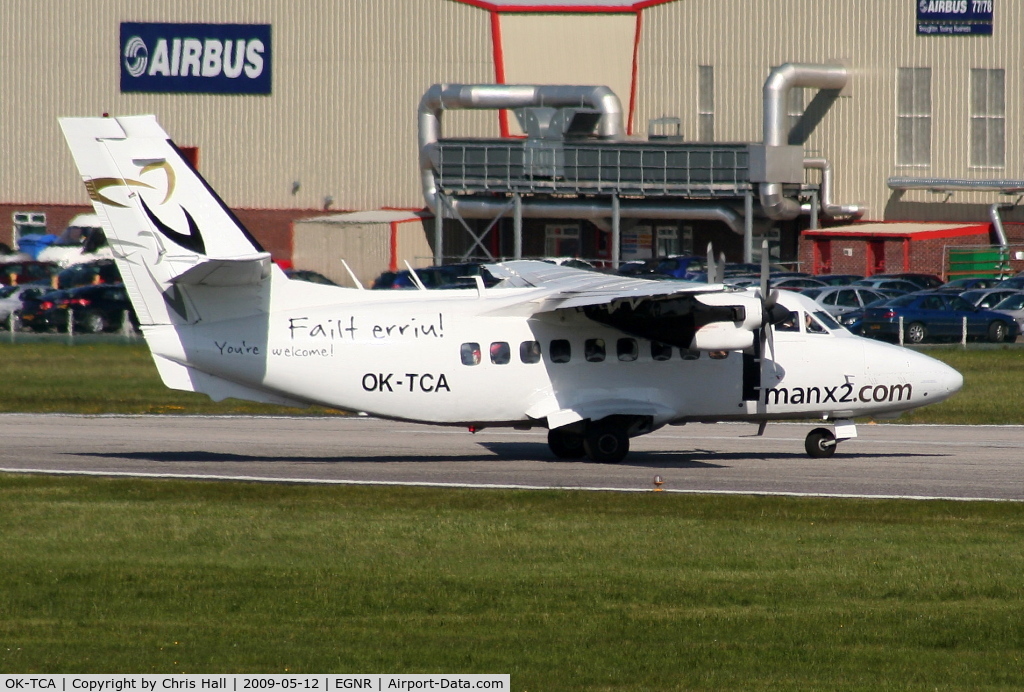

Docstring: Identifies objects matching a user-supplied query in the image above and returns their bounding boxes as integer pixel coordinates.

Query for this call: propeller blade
[706,242,716,284]
[760,239,770,301]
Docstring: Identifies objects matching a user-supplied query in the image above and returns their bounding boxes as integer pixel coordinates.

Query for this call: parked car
[652,255,707,280]
[0,260,59,286]
[55,258,120,289]
[866,273,944,290]
[540,257,596,270]
[957,288,1023,310]
[284,269,338,286]
[771,276,829,292]
[836,296,891,335]
[800,286,892,317]
[850,277,922,294]
[861,291,1017,344]
[991,293,1024,333]
[813,273,863,286]
[18,288,71,332]
[995,275,1024,290]
[18,283,136,333]
[0,284,49,328]
[939,277,1004,291]
[370,263,499,290]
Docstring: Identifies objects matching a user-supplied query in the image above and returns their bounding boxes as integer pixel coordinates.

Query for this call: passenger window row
[460,339,705,366]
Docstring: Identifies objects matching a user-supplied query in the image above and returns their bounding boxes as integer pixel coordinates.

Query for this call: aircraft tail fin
[59,115,272,327]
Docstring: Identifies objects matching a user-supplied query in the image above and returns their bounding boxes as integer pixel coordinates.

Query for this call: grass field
[0,340,1022,423]
[1,475,1023,688]
[1,341,1022,686]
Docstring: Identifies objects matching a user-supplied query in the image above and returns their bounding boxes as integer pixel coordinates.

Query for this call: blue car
[861,291,1018,344]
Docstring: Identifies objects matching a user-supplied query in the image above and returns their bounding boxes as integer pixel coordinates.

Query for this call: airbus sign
[120,23,272,94]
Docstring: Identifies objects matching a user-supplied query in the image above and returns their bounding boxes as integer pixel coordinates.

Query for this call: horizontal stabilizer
[172,254,273,286]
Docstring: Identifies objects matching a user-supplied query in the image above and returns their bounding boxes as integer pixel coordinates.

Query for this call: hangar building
[2,0,1022,283]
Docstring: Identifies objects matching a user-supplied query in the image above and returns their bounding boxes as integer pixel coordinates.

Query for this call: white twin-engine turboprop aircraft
[60,115,963,462]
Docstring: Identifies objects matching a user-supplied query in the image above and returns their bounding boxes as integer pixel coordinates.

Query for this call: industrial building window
[698,66,714,142]
[970,68,1005,168]
[655,226,679,256]
[896,68,931,166]
[544,225,580,257]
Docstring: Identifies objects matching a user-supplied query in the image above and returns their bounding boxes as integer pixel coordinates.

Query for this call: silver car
[992,292,1024,333]
[801,286,892,317]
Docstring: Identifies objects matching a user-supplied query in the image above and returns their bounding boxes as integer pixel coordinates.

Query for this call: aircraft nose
[911,350,963,403]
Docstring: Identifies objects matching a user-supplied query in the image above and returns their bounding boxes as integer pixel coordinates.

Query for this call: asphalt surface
[0,414,1021,501]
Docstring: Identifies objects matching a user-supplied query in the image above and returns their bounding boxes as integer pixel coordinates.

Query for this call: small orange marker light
[653,475,664,492]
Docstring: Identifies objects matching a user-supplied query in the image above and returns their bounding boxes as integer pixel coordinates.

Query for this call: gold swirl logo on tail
[84,160,175,207]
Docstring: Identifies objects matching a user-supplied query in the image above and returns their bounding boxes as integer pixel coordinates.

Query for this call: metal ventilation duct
[759,63,849,220]
[418,83,744,235]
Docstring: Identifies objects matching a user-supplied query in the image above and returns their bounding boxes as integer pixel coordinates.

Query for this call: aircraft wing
[487,260,718,310]
[485,260,764,351]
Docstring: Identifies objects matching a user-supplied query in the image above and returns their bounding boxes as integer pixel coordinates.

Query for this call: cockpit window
[812,310,841,331]
[585,338,606,362]
[777,311,800,332]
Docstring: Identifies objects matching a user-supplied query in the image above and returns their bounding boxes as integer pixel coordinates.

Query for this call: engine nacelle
[691,321,756,351]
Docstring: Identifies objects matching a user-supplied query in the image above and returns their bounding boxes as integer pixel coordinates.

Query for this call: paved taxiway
[0,414,1021,501]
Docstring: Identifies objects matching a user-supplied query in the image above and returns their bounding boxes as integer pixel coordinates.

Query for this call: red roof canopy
[450,0,678,12]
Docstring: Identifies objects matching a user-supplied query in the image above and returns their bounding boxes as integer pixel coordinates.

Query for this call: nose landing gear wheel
[547,429,586,459]
[805,427,837,458]
[583,422,630,463]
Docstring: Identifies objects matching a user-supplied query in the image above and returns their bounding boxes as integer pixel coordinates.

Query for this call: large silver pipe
[989,204,1010,248]
[759,63,849,220]
[419,83,623,213]
[418,83,743,235]
[801,157,865,219]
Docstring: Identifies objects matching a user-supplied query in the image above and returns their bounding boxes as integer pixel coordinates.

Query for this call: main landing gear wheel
[805,427,837,458]
[547,429,586,459]
[583,421,630,464]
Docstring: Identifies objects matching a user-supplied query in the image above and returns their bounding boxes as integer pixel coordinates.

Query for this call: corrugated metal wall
[498,14,636,135]
[637,1,1024,222]
[4,0,1024,226]
[292,218,432,288]
[0,0,494,212]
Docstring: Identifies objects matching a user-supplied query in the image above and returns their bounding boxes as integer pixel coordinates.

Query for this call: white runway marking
[0,466,1018,503]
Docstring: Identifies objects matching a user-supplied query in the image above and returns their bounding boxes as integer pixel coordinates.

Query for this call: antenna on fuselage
[404,260,427,290]
[340,259,365,290]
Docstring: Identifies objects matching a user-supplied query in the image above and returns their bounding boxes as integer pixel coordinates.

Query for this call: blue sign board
[120,23,272,94]
[917,0,993,35]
